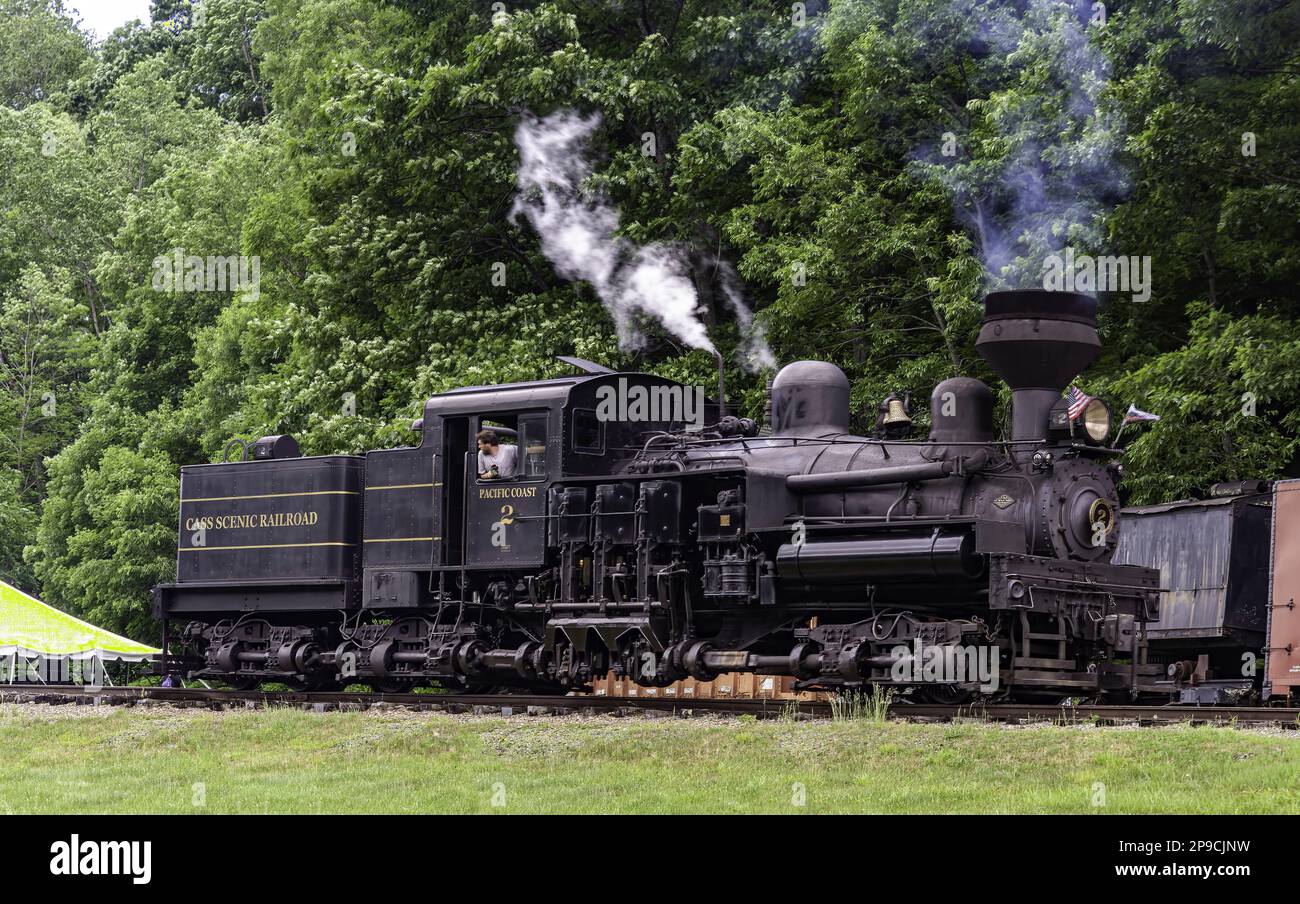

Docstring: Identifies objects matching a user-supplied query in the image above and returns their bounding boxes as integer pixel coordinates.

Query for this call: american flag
[1066,385,1091,421]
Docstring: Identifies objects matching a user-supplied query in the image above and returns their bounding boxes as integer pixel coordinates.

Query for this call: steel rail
[2,685,1298,724]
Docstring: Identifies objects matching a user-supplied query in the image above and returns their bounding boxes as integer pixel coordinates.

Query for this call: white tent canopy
[0,579,158,684]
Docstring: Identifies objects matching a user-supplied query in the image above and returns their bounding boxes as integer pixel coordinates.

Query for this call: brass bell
[883,398,912,426]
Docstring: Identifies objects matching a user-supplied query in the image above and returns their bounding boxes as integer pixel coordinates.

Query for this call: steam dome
[770,361,851,436]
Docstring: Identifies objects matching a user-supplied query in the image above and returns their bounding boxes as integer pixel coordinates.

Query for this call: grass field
[2,703,1298,814]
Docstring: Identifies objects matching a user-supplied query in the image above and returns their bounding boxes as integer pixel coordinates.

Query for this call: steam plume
[512,110,775,370]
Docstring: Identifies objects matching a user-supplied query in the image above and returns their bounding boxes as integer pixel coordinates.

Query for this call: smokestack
[975,290,1100,443]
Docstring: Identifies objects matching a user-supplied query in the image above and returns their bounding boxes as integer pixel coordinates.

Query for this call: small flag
[1066,385,1092,421]
[1123,404,1161,425]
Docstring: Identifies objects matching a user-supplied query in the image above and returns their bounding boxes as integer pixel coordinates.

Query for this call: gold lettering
[478,486,538,500]
[180,510,322,530]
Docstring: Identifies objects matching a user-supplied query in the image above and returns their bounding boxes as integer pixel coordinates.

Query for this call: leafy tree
[7,0,1300,640]
[0,0,91,109]
[0,266,95,500]
[0,468,36,591]
[177,0,273,121]
[31,429,178,639]
[0,102,116,332]
[1103,305,1300,504]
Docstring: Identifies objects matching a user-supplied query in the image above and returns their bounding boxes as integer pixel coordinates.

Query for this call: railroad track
[3,685,1299,725]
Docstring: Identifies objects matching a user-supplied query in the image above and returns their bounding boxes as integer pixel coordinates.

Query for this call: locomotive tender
[155,290,1167,700]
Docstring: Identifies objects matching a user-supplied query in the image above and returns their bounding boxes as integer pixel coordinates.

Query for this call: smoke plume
[512,110,775,370]
[911,0,1128,288]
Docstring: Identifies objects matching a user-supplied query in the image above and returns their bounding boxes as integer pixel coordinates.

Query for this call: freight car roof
[1122,495,1267,516]
[1118,499,1237,512]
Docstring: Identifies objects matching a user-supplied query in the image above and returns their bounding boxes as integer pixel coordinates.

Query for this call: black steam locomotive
[155,290,1168,700]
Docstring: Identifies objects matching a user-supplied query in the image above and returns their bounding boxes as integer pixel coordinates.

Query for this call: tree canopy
[1,0,1297,638]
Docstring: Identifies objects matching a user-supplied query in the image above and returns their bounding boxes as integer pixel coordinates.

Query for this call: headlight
[1080,398,1111,443]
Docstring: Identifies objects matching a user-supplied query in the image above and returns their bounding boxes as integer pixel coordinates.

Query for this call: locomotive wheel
[916,685,972,705]
[433,678,494,695]
[228,676,260,691]
[370,680,416,694]
[461,682,505,695]
[285,674,338,692]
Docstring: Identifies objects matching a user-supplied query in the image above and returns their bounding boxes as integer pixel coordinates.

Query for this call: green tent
[0,579,157,682]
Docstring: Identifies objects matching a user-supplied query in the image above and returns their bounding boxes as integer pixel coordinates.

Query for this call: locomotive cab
[417,372,702,579]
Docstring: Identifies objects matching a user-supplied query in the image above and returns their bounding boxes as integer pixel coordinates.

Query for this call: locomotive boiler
[155,290,1164,700]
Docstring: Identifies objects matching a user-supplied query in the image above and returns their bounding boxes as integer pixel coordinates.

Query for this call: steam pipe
[713,348,726,418]
[785,449,990,493]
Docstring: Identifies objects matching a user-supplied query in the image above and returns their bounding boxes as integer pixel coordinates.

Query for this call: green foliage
[32,436,178,639]
[0,468,36,591]
[1103,304,1300,504]
[1,0,1298,640]
[176,0,273,121]
[0,0,91,109]
[0,266,95,500]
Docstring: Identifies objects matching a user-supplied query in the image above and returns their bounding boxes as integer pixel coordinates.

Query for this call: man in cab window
[477,429,518,479]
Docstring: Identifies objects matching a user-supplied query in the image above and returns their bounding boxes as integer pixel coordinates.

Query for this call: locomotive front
[761,289,1127,575]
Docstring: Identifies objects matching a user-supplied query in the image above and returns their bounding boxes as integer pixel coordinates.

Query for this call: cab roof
[423,372,688,419]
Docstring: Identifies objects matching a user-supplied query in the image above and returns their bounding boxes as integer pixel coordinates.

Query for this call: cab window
[475,414,547,482]
[572,408,604,454]
[475,418,518,482]
[519,413,548,478]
